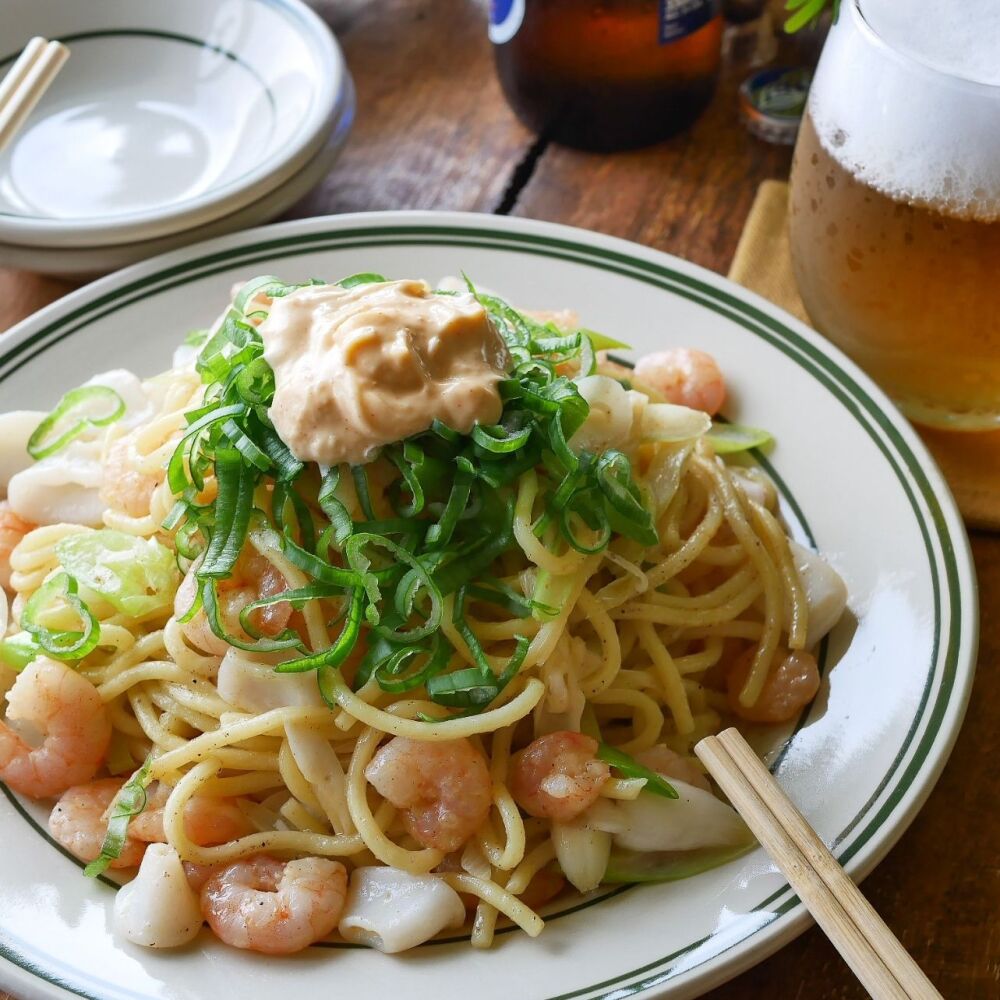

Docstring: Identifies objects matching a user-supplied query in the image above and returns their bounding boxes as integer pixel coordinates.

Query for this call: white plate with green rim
[0,212,978,1000]
[0,76,356,278]
[0,0,345,248]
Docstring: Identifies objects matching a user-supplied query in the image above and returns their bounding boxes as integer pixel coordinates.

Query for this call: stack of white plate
[0,0,354,276]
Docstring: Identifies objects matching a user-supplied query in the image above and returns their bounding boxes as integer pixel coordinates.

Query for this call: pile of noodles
[1,276,808,948]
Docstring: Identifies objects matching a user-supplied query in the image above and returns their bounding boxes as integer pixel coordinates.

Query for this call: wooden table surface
[1,2,997,997]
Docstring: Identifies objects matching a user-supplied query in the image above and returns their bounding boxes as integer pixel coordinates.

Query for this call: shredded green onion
[706,422,772,454]
[604,842,754,884]
[338,272,387,289]
[27,386,125,460]
[597,743,679,799]
[163,272,669,718]
[201,579,303,654]
[21,573,100,661]
[0,632,40,671]
[84,757,153,877]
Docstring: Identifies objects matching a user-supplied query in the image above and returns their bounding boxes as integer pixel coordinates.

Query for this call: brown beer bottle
[490,1,723,151]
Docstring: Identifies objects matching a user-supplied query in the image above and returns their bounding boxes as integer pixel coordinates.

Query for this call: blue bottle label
[659,0,717,44]
[489,0,525,44]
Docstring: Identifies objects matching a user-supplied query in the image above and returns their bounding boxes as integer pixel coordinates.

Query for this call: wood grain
[511,62,793,272]
[1,1,998,998]
[287,0,532,218]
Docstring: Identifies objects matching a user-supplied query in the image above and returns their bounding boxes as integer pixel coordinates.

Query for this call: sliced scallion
[597,743,678,799]
[27,386,125,460]
[84,757,153,877]
[21,573,100,661]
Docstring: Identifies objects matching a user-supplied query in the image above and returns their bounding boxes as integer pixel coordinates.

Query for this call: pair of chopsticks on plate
[695,728,942,999]
[0,37,70,155]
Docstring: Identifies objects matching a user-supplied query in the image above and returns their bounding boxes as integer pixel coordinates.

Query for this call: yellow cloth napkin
[729,180,1000,532]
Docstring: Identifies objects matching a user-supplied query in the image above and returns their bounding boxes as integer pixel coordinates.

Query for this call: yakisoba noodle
[0,274,846,956]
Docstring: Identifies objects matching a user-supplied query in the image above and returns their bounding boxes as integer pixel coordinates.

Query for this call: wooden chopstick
[695,728,942,1000]
[0,37,70,155]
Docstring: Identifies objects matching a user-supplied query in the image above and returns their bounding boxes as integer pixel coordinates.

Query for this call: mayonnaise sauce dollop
[260,279,510,465]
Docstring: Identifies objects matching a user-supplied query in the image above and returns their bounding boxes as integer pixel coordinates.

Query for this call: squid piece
[113,844,203,948]
[583,779,751,853]
[338,866,466,953]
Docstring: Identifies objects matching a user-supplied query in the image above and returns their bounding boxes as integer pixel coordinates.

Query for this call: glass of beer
[789,0,1000,430]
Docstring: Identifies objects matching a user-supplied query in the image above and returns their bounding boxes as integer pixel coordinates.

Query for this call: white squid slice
[584,779,750,852]
[730,467,777,511]
[112,844,203,948]
[284,722,353,834]
[788,541,848,648]
[0,411,44,497]
[639,402,711,443]
[6,441,106,526]
[338,867,466,953]
[83,369,153,430]
[216,649,323,713]
[4,370,152,526]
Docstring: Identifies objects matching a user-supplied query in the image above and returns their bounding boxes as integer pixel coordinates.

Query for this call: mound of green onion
[162,274,664,715]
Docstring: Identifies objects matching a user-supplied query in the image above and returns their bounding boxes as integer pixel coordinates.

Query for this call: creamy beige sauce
[261,279,510,465]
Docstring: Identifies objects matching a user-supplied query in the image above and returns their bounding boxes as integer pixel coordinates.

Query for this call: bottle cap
[738,67,812,145]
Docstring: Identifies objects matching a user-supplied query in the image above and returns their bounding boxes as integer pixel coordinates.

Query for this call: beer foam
[810,0,1000,221]
[864,0,1000,87]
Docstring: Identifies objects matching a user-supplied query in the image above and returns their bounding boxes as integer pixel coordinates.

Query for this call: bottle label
[659,0,717,44]
[489,0,525,44]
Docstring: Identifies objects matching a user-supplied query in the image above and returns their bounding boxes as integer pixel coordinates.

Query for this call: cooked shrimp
[727,647,820,723]
[636,745,711,793]
[201,855,347,954]
[99,435,159,519]
[633,348,726,415]
[130,784,254,846]
[0,501,35,591]
[49,778,146,868]
[184,860,225,892]
[175,550,291,656]
[509,731,609,822]
[518,868,567,911]
[365,736,492,852]
[0,657,111,798]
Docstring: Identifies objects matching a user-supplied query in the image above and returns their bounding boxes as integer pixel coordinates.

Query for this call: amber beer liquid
[490,1,723,151]
[791,116,1000,429]
[789,0,1000,430]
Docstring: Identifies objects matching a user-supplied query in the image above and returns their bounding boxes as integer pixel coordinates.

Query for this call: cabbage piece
[56,529,180,618]
[552,821,612,892]
[570,375,633,452]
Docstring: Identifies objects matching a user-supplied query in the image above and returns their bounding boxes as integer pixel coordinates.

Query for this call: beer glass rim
[850,0,999,93]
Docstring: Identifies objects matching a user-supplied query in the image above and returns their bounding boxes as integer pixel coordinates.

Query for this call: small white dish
[0,78,355,277]
[0,212,978,1000]
[0,0,346,247]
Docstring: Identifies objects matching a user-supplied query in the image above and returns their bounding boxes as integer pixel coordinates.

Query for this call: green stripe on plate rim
[0,224,964,1000]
